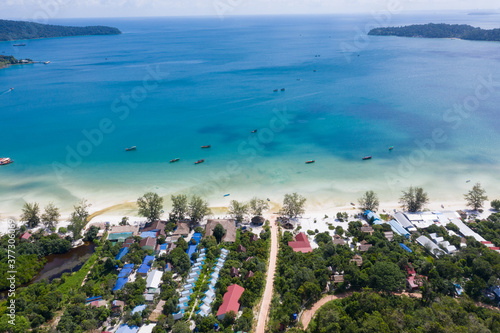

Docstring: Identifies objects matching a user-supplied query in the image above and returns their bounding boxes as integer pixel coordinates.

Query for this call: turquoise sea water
[1,13,500,215]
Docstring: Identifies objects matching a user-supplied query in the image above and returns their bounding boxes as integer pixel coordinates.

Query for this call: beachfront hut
[140,231,158,239]
[205,220,237,243]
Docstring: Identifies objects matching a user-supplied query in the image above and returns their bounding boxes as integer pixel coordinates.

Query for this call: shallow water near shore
[1,13,500,216]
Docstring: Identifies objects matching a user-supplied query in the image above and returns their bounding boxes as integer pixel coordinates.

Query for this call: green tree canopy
[369,261,405,292]
[213,223,226,244]
[41,202,60,229]
[188,195,211,224]
[170,194,188,221]
[281,193,306,219]
[358,190,379,212]
[228,200,249,223]
[464,182,488,211]
[399,186,428,212]
[69,199,90,240]
[21,202,40,228]
[249,197,269,216]
[137,192,163,222]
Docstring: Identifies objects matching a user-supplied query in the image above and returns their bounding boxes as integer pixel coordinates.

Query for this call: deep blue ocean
[1,13,500,215]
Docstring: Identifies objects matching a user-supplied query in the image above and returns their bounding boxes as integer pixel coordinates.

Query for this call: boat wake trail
[1,88,14,95]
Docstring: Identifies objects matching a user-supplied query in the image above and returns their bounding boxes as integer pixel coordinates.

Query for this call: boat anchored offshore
[389,145,394,151]
[362,156,372,160]
[0,157,13,165]
[125,146,136,151]
[251,129,257,133]
[305,160,315,164]
[201,145,211,149]
[195,159,205,164]
[170,158,180,163]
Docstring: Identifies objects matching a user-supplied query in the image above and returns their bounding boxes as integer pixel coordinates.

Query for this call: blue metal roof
[123,263,135,269]
[115,247,129,261]
[399,243,413,253]
[112,277,128,291]
[142,255,155,265]
[160,243,168,250]
[116,324,139,333]
[192,232,202,244]
[388,220,410,238]
[140,231,158,239]
[138,264,150,274]
[131,304,147,315]
[118,268,132,278]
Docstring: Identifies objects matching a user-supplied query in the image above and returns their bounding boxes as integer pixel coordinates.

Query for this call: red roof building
[288,232,313,253]
[216,284,245,320]
[19,232,31,240]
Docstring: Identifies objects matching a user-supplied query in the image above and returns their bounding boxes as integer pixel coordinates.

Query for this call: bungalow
[111,300,125,313]
[384,231,394,241]
[288,232,313,253]
[140,237,156,251]
[173,222,190,238]
[350,254,363,267]
[216,284,245,320]
[205,219,237,243]
[19,232,31,240]
[360,224,374,235]
[332,274,344,285]
[237,245,247,253]
[230,267,240,278]
[407,275,427,291]
[359,240,372,252]
[244,271,254,279]
[123,238,135,248]
[250,234,259,242]
[333,234,345,245]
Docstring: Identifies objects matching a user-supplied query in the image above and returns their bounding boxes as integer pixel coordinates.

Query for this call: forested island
[368,23,500,42]
[0,19,121,41]
[0,54,33,69]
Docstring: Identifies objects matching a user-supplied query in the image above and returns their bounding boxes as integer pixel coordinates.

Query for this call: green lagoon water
[1,13,500,215]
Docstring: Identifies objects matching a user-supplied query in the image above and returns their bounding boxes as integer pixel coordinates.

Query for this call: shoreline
[1,196,496,236]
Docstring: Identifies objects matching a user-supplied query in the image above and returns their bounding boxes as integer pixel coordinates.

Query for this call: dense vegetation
[0,231,72,290]
[0,55,27,68]
[306,292,500,333]
[369,23,500,42]
[269,219,500,332]
[0,19,121,41]
[471,213,500,247]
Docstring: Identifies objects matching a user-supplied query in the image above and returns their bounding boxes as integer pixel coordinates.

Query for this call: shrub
[491,199,500,211]
[307,230,315,236]
[58,227,67,234]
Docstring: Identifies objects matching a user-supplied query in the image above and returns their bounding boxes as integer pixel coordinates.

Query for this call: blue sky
[0,0,499,19]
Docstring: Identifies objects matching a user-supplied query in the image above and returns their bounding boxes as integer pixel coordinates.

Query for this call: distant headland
[368,23,500,42]
[0,19,121,42]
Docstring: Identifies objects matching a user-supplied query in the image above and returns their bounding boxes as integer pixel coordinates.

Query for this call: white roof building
[146,270,163,289]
